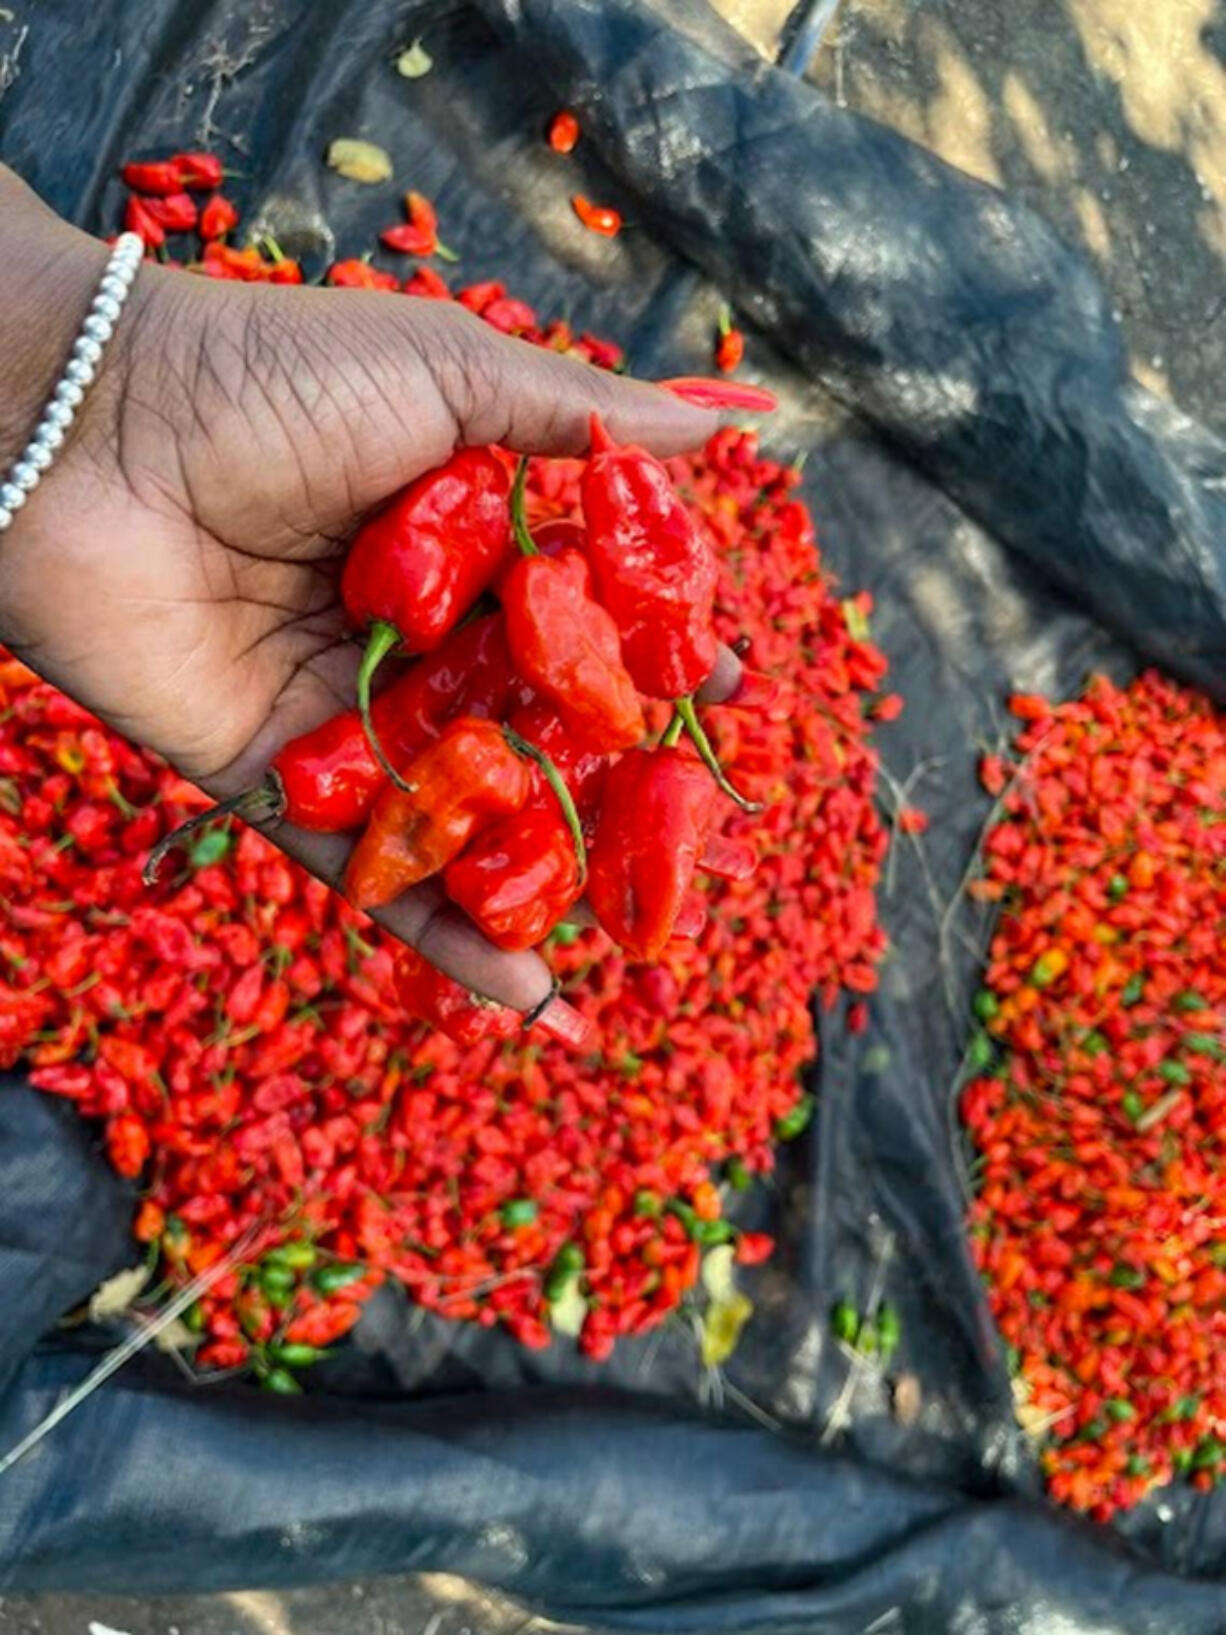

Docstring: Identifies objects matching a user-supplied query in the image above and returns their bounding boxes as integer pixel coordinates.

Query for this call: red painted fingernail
[722,667,781,711]
[659,376,778,413]
[530,995,594,1049]
[699,835,758,881]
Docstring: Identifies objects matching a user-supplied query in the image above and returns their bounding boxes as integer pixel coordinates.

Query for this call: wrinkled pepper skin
[273,614,513,832]
[587,748,719,959]
[344,718,530,910]
[580,415,718,700]
[444,800,583,951]
[342,448,512,653]
[502,548,644,754]
[505,697,608,823]
[395,950,520,1046]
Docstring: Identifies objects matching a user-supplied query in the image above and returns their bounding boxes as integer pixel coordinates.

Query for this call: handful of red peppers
[154,418,770,1047]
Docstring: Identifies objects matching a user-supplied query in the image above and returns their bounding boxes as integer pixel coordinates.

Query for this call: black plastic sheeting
[1,0,1225,1628]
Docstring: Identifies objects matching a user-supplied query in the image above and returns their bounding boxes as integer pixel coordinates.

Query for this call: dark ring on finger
[522,978,560,1030]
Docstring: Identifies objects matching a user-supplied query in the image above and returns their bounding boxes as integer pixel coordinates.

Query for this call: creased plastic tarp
[1,0,1225,1629]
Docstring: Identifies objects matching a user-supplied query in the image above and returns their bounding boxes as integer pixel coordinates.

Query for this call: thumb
[394,297,719,457]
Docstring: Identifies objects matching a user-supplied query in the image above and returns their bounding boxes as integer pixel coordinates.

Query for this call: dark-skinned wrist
[0,165,122,473]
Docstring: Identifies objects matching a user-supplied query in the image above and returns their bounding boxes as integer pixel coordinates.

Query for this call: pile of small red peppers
[1,158,895,1379]
[963,674,1226,1519]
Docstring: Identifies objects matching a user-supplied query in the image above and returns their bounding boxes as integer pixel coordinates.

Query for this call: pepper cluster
[0,417,892,1375]
[158,420,771,1006]
[962,674,1226,1519]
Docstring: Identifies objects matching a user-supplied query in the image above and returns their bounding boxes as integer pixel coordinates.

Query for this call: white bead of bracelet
[0,231,144,534]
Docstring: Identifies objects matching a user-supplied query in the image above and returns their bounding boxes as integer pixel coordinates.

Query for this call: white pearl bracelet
[0,230,144,534]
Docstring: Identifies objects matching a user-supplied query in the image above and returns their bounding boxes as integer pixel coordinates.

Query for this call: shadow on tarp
[1,0,1224,1627]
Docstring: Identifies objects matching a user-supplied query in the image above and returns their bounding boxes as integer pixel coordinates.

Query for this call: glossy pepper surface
[587,748,720,960]
[581,415,718,700]
[342,447,511,650]
[502,463,644,754]
[344,717,530,910]
[505,697,608,823]
[272,614,510,831]
[444,800,583,951]
[395,949,521,1046]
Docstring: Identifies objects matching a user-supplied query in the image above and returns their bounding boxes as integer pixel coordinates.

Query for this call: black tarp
[1,0,1225,1628]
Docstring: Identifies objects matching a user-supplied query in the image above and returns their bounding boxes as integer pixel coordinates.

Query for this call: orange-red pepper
[547,111,580,154]
[344,717,530,910]
[571,195,621,237]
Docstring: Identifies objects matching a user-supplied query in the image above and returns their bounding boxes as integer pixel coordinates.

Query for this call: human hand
[0,166,738,1014]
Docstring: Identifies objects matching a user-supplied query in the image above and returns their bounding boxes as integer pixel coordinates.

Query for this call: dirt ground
[3,1,1224,1631]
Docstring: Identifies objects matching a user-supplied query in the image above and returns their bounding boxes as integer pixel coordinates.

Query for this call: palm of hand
[0,253,720,1008]
[2,273,471,789]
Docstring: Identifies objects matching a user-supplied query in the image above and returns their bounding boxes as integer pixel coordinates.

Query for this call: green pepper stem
[435,240,460,263]
[717,302,733,337]
[357,620,416,792]
[142,774,284,886]
[503,727,587,884]
[660,713,685,749]
[674,694,761,812]
[510,457,539,557]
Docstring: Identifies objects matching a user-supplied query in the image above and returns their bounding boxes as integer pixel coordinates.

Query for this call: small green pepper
[264,1241,318,1271]
[271,1343,329,1368]
[774,1094,814,1142]
[725,1156,751,1191]
[1105,1397,1135,1422]
[633,1189,662,1218]
[972,989,999,1023]
[830,1299,859,1345]
[501,1198,539,1228]
[877,1303,901,1355]
[968,1031,995,1071]
[262,1367,303,1395]
[311,1262,366,1295]
[189,827,232,869]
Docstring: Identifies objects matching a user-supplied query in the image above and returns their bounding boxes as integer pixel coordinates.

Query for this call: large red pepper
[444,799,583,951]
[143,616,516,883]
[343,717,530,911]
[342,448,512,786]
[501,460,644,754]
[582,415,757,809]
[587,747,755,960]
[581,415,717,700]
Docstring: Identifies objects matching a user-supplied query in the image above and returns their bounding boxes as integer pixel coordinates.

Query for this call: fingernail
[529,994,594,1050]
[673,892,707,939]
[700,836,758,882]
[722,668,781,711]
[658,377,778,414]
